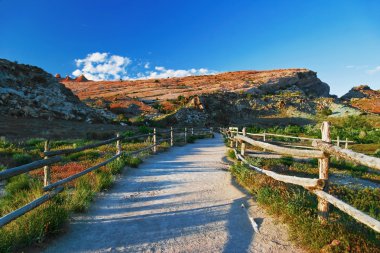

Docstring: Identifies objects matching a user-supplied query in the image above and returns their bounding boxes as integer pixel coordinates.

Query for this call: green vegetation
[230,162,380,252]
[0,129,208,252]
[246,115,380,144]
[227,149,236,159]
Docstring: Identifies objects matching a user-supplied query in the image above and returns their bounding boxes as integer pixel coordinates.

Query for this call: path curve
[43,134,303,253]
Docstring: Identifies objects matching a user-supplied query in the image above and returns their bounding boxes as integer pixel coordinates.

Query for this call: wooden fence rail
[223,123,380,233]
[0,127,214,228]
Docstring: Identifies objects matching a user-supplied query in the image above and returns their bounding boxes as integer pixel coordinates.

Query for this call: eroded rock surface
[0,59,114,122]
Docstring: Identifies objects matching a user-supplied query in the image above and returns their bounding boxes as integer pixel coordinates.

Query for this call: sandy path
[42,134,303,253]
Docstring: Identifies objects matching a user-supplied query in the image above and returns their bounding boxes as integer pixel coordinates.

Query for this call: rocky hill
[62,68,360,126]
[341,85,380,114]
[0,59,114,122]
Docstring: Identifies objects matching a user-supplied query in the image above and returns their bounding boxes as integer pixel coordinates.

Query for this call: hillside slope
[0,59,114,122]
[62,69,346,126]
[341,85,380,114]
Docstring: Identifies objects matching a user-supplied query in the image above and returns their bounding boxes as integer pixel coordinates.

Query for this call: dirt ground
[39,134,303,253]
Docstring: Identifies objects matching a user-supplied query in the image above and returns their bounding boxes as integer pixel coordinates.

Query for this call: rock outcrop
[341,85,375,100]
[341,85,380,114]
[0,59,114,122]
[75,74,88,82]
[246,70,330,97]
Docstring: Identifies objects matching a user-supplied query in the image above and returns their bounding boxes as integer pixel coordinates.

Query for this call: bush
[320,108,333,116]
[374,149,380,158]
[68,176,95,212]
[4,174,32,196]
[95,171,114,191]
[11,153,32,166]
[66,151,100,162]
[107,157,126,174]
[125,156,142,168]
[186,136,196,143]
[227,149,236,159]
[138,126,151,134]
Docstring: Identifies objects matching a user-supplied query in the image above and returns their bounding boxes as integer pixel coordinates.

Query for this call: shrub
[125,156,142,168]
[68,176,95,212]
[11,153,32,166]
[186,136,196,143]
[374,149,380,158]
[66,151,100,162]
[4,174,32,196]
[107,157,126,174]
[138,126,151,134]
[227,149,236,159]
[95,171,114,191]
[320,108,333,116]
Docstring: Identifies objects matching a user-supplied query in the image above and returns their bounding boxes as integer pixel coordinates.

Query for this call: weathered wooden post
[153,128,157,154]
[241,127,246,156]
[184,128,187,143]
[116,132,122,160]
[336,136,340,160]
[345,138,349,149]
[318,121,331,223]
[43,140,51,187]
[235,128,239,148]
[170,127,174,147]
[263,131,266,152]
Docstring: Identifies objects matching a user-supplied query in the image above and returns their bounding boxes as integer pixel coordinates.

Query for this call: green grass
[0,131,213,252]
[230,162,380,252]
[0,176,68,252]
[227,149,236,159]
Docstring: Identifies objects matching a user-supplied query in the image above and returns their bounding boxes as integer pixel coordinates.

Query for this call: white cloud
[72,52,131,81]
[72,52,216,81]
[367,66,380,74]
[141,66,216,79]
[345,65,369,70]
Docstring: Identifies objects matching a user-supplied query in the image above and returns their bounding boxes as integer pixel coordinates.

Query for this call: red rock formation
[55,73,61,79]
[75,74,88,82]
[64,75,72,81]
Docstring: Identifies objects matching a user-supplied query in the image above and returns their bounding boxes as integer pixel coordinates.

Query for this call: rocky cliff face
[60,68,334,126]
[0,59,114,122]
[245,69,330,97]
[341,85,380,114]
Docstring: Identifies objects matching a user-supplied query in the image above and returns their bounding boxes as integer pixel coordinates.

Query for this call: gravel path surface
[42,134,303,253]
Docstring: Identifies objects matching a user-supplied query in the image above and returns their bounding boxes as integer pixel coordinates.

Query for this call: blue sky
[1,0,379,96]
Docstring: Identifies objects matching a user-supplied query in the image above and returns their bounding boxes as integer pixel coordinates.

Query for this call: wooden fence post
[116,132,121,160]
[170,127,174,147]
[336,136,340,161]
[345,138,348,149]
[318,121,331,223]
[153,128,157,154]
[241,127,246,156]
[184,128,187,143]
[235,128,239,148]
[43,140,51,187]
[263,131,266,152]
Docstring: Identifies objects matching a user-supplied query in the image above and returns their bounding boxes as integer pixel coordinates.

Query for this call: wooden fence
[0,127,213,228]
[221,122,380,233]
